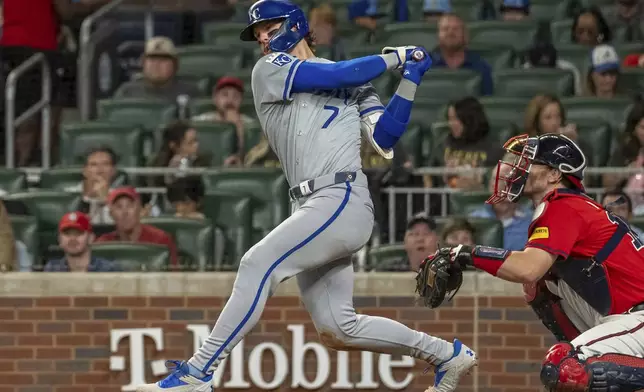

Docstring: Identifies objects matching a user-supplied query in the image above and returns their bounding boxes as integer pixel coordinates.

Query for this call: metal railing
[4,52,52,169]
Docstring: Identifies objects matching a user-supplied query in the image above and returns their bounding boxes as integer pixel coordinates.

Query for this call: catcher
[416,133,644,392]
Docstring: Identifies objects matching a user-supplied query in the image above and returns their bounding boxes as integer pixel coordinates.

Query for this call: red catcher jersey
[526,189,644,316]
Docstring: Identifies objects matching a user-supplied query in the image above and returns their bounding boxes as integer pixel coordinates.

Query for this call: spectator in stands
[522,41,583,95]
[114,36,200,102]
[605,99,644,207]
[439,96,500,190]
[244,134,281,168]
[349,0,409,31]
[571,7,612,46]
[624,53,644,68]
[602,190,644,240]
[167,176,205,220]
[469,156,532,250]
[423,0,451,23]
[605,0,643,41]
[97,187,178,266]
[309,4,347,61]
[441,217,476,247]
[44,212,119,272]
[192,76,254,165]
[432,14,493,95]
[0,200,15,272]
[524,94,578,141]
[585,44,623,98]
[67,146,118,224]
[148,122,209,187]
[499,0,530,20]
[381,214,439,272]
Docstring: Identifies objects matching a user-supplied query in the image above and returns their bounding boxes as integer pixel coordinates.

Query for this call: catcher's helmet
[487,133,587,204]
[239,0,309,53]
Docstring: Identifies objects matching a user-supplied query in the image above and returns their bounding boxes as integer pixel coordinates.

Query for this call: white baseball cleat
[136,361,212,392]
[426,339,478,392]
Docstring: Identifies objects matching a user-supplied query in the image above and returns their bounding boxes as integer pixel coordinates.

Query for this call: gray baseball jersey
[250,52,383,187]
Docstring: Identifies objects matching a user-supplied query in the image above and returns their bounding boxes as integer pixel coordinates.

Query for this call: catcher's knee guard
[541,342,644,392]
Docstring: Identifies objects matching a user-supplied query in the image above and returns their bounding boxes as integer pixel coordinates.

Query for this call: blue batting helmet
[239,0,310,53]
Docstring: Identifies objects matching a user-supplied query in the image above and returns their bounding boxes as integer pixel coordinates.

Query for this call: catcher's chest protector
[524,280,580,342]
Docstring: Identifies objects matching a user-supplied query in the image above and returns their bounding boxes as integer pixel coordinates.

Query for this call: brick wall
[0,295,553,392]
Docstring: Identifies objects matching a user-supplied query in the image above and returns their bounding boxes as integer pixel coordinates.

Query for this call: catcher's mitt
[415,248,464,308]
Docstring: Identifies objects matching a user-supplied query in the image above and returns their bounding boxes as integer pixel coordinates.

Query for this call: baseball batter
[424,133,644,391]
[136,1,476,392]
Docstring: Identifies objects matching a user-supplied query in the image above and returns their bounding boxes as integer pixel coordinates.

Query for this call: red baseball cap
[215,76,244,93]
[623,54,643,67]
[59,211,92,232]
[108,186,140,205]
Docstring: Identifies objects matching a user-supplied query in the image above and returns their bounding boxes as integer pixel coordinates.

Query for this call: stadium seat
[619,68,644,97]
[479,96,529,127]
[631,217,644,233]
[556,44,592,74]
[4,191,82,264]
[561,97,633,131]
[493,69,575,98]
[203,168,289,235]
[336,25,377,45]
[191,122,239,166]
[382,22,439,49]
[202,192,253,268]
[399,124,424,167]
[551,19,575,44]
[111,10,186,45]
[59,122,145,167]
[39,167,129,191]
[470,45,515,69]
[9,215,39,268]
[467,21,539,51]
[176,45,245,77]
[448,191,490,215]
[0,169,27,195]
[416,69,482,99]
[409,98,450,126]
[90,243,170,272]
[575,120,613,167]
[530,0,576,21]
[430,121,516,148]
[435,216,504,248]
[97,99,176,131]
[201,22,247,46]
[141,217,214,271]
[367,243,406,271]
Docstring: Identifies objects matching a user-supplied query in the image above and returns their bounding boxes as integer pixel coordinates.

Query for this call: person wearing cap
[96,187,179,267]
[192,75,256,166]
[469,162,532,251]
[114,36,200,102]
[423,0,451,22]
[44,212,119,272]
[379,214,439,272]
[499,0,529,20]
[585,44,622,98]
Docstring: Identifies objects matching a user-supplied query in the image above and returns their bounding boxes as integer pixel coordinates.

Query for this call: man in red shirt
[96,187,178,267]
[426,133,644,391]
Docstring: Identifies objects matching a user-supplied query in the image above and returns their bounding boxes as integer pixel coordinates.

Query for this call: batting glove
[381,46,418,69]
[401,47,432,85]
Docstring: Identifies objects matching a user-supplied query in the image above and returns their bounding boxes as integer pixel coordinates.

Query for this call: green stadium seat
[448,191,490,215]
[141,217,214,271]
[561,97,632,131]
[619,68,644,97]
[243,122,264,157]
[552,19,574,44]
[530,0,575,21]
[4,191,82,264]
[59,122,145,167]
[90,243,170,271]
[191,122,239,166]
[399,124,424,167]
[557,44,591,74]
[470,45,515,69]
[416,69,482,99]
[202,192,253,268]
[201,22,247,46]
[39,167,129,191]
[407,0,483,21]
[467,21,539,51]
[176,45,245,77]
[382,22,439,48]
[575,120,613,167]
[479,96,530,127]
[430,121,516,149]
[367,243,406,271]
[631,217,644,233]
[0,169,27,195]
[9,215,39,268]
[408,98,448,126]
[336,24,377,45]
[97,99,176,131]
[435,216,504,248]
[493,68,575,98]
[203,168,289,234]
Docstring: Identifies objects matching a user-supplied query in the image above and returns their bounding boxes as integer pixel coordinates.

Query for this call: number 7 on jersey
[322,105,339,129]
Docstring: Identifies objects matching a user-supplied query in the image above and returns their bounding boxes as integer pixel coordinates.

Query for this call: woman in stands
[524,94,578,141]
[571,6,612,46]
[584,44,626,99]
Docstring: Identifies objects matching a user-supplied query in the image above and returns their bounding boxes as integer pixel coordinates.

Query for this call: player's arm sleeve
[525,202,585,259]
[370,77,417,150]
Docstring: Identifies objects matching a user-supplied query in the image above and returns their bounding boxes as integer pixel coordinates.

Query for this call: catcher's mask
[487,133,587,204]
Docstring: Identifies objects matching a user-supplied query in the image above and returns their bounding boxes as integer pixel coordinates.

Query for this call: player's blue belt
[289,171,357,200]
